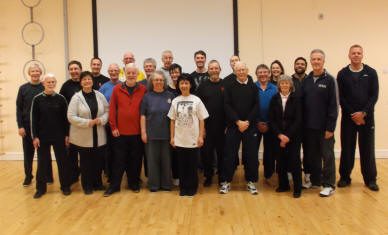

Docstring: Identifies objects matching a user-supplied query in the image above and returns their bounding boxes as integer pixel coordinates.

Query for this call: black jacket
[336,64,378,116]
[268,92,302,140]
[301,70,338,132]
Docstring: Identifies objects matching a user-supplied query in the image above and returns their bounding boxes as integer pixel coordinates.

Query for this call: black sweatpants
[77,145,105,191]
[110,135,143,190]
[36,140,69,192]
[339,115,377,185]
[222,126,258,183]
[201,129,224,181]
[68,144,80,183]
[275,140,302,193]
[22,123,53,181]
[257,130,275,179]
[176,147,199,195]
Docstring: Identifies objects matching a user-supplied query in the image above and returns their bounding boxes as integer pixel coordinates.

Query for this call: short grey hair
[28,63,42,73]
[234,61,248,71]
[42,73,56,82]
[124,63,138,72]
[143,58,157,68]
[162,50,173,57]
[147,70,168,91]
[310,49,325,60]
[277,74,295,92]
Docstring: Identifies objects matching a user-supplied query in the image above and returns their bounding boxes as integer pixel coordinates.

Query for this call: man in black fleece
[301,49,338,197]
[90,57,109,90]
[197,60,225,187]
[31,74,71,198]
[337,45,379,191]
[220,62,260,195]
[16,64,53,186]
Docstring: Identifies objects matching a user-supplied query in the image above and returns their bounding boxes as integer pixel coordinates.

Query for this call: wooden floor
[0,160,387,235]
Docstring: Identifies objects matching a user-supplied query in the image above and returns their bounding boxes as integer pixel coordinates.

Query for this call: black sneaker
[23,177,32,187]
[33,191,45,199]
[203,177,212,187]
[104,187,119,197]
[84,189,93,195]
[337,179,351,188]
[62,188,72,196]
[293,191,301,198]
[367,182,379,191]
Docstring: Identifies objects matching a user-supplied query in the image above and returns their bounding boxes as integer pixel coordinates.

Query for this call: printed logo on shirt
[362,74,368,77]
[176,101,194,128]
[167,98,172,104]
[318,84,327,88]
[221,87,224,92]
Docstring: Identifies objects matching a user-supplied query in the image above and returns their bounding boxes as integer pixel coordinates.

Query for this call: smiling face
[208,62,221,80]
[162,51,173,69]
[294,59,307,75]
[69,64,81,81]
[234,63,248,83]
[80,75,93,90]
[90,59,102,76]
[194,54,206,69]
[256,68,270,84]
[108,64,120,81]
[123,52,135,65]
[152,73,165,92]
[28,66,42,83]
[349,46,363,66]
[43,77,57,93]
[169,68,181,82]
[310,52,325,73]
[144,62,156,78]
[279,80,291,95]
[125,66,138,86]
[271,63,282,78]
[179,79,191,96]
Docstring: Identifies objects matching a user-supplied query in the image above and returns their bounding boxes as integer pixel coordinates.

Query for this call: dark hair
[194,50,206,58]
[168,63,182,74]
[80,71,93,82]
[270,60,284,75]
[68,60,82,70]
[176,73,196,94]
[294,57,307,66]
[255,64,270,74]
[91,57,102,64]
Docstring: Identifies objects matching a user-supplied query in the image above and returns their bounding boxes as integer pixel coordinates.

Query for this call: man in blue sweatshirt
[301,49,338,197]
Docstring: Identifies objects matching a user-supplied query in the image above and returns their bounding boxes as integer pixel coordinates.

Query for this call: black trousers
[339,115,377,184]
[77,145,105,191]
[257,130,275,179]
[36,140,69,192]
[222,126,258,183]
[176,147,199,195]
[104,124,114,179]
[275,139,302,193]
[68,144,80,182]
[22,124,53,180]
[171,147,179,179]
[303,128,336,188]
[110,135,143,190]
[201,129,224,180]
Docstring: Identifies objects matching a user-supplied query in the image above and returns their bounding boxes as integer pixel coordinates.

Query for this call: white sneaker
[302,181,312,189]
[287,172,293,181]
[247,181,258,195]
[172,178,179,186]
[305,173,311,183]
[319,187,335,197]
[219,182,231,194]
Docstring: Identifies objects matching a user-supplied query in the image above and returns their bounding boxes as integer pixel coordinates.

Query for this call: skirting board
[1,150,388,160]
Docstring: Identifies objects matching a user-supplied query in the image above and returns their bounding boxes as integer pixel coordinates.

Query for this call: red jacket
[109,83,146,135]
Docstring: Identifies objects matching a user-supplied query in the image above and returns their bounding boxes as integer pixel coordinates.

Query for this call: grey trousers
[145,140,171,191]
[303,128,336,188]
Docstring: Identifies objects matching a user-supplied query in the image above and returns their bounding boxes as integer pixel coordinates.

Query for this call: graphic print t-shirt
[167,94,209,148]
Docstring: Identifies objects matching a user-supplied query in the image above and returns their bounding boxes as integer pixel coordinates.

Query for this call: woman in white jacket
[67,71,109,195]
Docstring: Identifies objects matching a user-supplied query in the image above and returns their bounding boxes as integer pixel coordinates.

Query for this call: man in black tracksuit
[220,62,260,195]
[336,45,379,191]
[301,49,338,197]
[16,65,53,186]
[31,74,71,198]
[197,60,225,186]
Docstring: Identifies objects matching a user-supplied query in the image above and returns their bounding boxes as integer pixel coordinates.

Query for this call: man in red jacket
[104,63,147,196]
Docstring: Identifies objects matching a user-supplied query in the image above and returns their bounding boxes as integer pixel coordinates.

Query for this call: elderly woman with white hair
[67,71,109,195]
[268,74,302,198]
[30,74,71,198]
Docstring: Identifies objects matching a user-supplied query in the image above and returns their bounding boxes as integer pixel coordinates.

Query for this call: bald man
[119,51,146,82]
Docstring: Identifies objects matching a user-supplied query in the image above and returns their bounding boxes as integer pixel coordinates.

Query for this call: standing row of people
[17,45,379,199]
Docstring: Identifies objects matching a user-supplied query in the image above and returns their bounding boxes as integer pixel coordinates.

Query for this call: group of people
[16,45,379,199]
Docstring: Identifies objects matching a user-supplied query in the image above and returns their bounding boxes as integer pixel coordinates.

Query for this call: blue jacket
[301,70,338,132]
[255,82,277,123]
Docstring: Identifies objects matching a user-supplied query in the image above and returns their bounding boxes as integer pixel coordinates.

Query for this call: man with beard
[191,50,209,92]
[292,57,308,96]
[197,60,225,186]
[90,57,109,90]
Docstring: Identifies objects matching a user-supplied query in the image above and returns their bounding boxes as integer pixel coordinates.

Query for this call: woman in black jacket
[268,75,302,198]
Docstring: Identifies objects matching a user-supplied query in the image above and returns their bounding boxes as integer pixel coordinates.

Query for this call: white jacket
[67,90,109,147]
